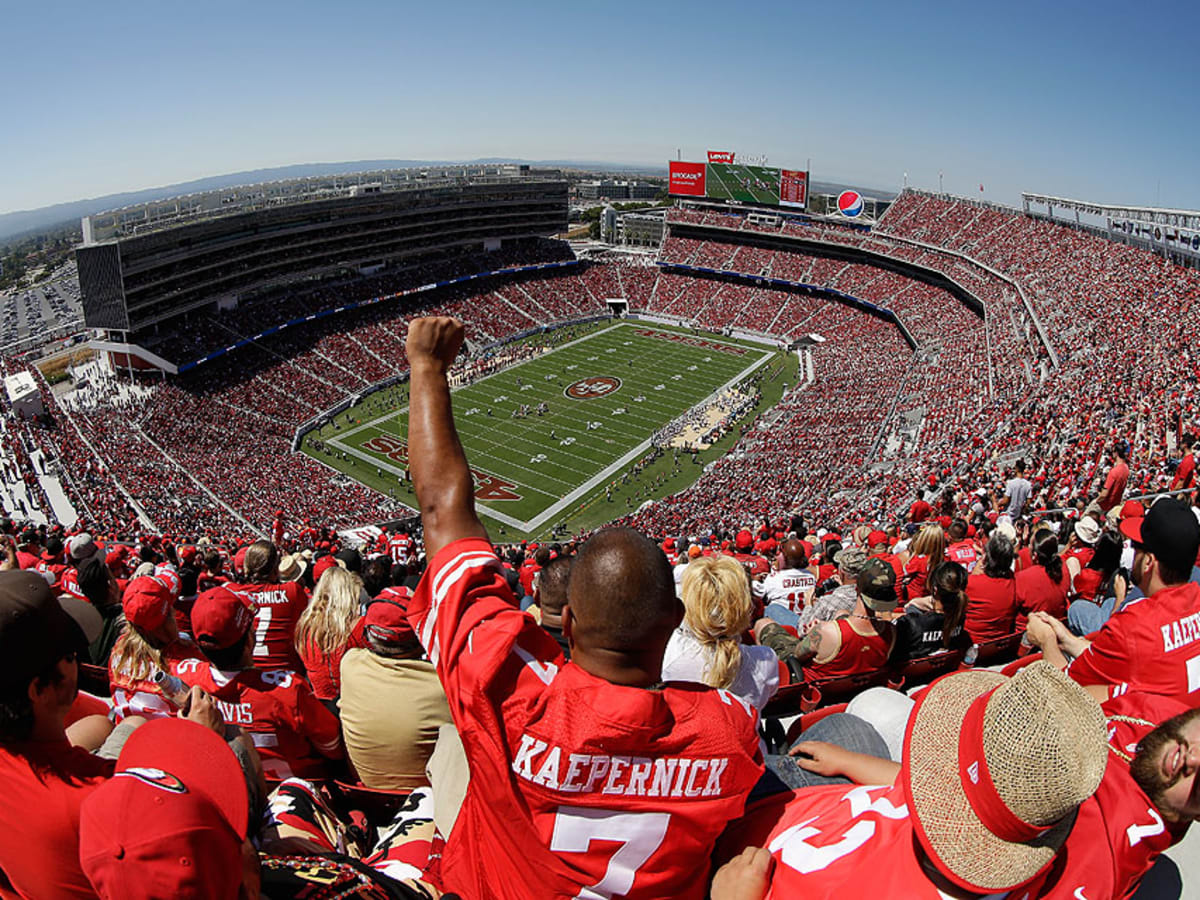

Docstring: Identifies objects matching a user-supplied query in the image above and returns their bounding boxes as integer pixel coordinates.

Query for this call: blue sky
[1,0,1197,215]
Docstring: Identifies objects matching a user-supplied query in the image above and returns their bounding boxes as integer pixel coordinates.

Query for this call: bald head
[567,528,680,657]
[781,539,808,570]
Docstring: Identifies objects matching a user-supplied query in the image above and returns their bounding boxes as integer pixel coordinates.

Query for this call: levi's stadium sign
[707,150,735,164]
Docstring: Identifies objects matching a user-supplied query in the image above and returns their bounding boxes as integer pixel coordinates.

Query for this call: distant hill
[0,159,897,244]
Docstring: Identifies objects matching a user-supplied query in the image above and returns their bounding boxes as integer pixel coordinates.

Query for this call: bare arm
[792,620,839,665]
[406,317,490,560]
[788,740,901,786]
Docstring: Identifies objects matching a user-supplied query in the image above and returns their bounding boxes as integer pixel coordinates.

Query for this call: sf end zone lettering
[362,435,522,501]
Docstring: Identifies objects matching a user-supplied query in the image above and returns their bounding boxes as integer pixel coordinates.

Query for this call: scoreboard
[669,154,808,210]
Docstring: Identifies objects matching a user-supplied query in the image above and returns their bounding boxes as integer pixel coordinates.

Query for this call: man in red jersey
[403,316,763,899]
[712,681,1186,900]
[1171,433,1196,492]
[1027,497,1200,706]
[229,540,310,671]
[731,528,769,577]
[179,585,342,781]
[909,488,933,523]
[711,663,1106,900]
[1095,441,1131,515]
[387,525,416,567]
[945,517,980,573]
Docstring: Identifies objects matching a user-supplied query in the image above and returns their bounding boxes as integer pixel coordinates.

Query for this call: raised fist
[406,316,465,372]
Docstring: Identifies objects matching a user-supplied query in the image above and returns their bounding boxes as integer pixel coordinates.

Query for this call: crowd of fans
[3,303,1199,896]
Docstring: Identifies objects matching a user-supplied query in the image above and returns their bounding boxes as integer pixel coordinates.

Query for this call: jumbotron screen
[669,156,808,209]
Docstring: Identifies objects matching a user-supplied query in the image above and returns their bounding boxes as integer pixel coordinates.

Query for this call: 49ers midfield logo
[564,376,622,400]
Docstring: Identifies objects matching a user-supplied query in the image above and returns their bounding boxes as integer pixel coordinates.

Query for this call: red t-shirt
[1172,452,1196,491]
[0,739,113,899]
[964,572,1018,643]
[298,634,352,701]
[230,580,310,671]
[175,658,341,781]
[909,499,932,523]
[900,554,933,602]
[518,561,541,597]
[407,538,764,899]
[945,540,979,573]
[1066,581,1200,705]
[1014,564,1070,631]
[1101,461,1130,511]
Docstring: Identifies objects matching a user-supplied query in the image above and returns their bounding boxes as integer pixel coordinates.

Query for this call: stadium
[5,152,1200,897]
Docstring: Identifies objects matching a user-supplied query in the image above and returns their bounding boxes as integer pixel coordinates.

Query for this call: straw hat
[902,661,1106,893]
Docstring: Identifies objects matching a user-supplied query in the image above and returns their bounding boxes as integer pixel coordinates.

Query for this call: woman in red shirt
[294,566,363,702]
[965,532,1018,643]
[899,524,945,604]
[1014,529,1070,631]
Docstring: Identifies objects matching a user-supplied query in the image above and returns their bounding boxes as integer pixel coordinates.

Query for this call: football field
[315,323,776,534]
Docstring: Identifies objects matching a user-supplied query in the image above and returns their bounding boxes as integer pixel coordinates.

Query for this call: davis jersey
[408,538,764,899]
[229,580,310,671]
[760,568,816,613]
[174,658,341,780]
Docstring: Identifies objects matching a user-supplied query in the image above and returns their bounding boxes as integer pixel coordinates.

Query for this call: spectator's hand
[180,686,225,735]
[710,846,772,900]
[406,316,465,374]
[1025,613,1057,649]
[788,740,850,777]
[905,595,934,612]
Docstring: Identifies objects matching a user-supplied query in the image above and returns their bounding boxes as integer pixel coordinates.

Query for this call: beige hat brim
[902,669,1075,893]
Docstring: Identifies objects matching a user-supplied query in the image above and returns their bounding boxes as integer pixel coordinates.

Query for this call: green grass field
[305,322,787,537]
[706,163,781,204]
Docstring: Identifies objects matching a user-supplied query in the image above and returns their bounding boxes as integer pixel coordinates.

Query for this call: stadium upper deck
[75,170,569,335]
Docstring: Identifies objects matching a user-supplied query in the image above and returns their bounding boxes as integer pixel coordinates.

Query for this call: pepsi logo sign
[565,376,622,400]
[837,190,864,218]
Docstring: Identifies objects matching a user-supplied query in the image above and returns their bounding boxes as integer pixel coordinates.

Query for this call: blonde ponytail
[680,556,753,690]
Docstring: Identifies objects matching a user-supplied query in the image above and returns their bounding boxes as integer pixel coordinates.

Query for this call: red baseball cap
[1119,500,1145,521]
[232,546,248,576]
[313,554,342,581]
[121,577,175,632]
[364,587,415,645]
[735,530,754,551]
[191,587,256,650]
[867,530,889,548]
[79,718,248,899]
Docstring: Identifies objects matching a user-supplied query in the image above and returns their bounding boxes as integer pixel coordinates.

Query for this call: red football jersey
[109,637,203,723]
[230,580,309,671]
[1021,758,1175,899]
[408,538,764,899]
[722,783,961,898]
[387,534,415,565]
[946,540,979,573]
[174,658,341,780]
[1066,581,1200,705]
